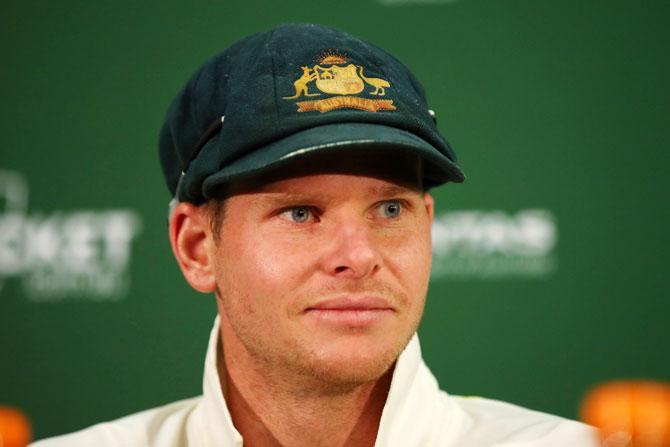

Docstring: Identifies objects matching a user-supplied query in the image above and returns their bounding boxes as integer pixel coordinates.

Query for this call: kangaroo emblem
[357,66,390,96]
[283,66,321,99]
[282,53,397,113]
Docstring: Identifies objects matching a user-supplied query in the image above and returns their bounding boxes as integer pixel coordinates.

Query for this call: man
[34,23,598,446]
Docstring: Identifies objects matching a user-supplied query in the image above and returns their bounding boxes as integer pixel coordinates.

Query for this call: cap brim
[201,122,464,198]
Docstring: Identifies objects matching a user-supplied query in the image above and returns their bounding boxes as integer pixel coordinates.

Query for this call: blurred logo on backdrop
[0,170,141,301]
[431,209,557,279]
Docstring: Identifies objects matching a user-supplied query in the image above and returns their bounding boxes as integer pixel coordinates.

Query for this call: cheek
[407,243,432,301]
[252,235,309,282]
[383,226,432,282]
[215,228,315,304]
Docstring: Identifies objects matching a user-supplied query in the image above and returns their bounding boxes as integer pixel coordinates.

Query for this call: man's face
[209,153,434,386]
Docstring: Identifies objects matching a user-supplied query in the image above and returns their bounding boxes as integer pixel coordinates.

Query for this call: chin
[310,358,393,389]
[304,335,411,388]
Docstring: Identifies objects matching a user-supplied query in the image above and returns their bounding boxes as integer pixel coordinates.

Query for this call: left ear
[423,192,435,224]
[168,202,217,293]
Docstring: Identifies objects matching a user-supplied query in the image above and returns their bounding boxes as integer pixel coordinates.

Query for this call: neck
[216,319,393,447]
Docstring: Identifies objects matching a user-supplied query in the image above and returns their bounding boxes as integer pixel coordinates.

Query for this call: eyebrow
[256,193,319,205]
[254,185,419,206]
[369,184,420,197]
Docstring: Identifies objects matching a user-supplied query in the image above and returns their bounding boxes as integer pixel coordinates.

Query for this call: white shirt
[33,317,599,446]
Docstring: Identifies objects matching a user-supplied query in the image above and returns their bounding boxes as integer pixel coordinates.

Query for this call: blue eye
[381,201,402,218]
[287,206,312,223]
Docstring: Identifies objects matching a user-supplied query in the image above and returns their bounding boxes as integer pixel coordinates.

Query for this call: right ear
[168,202,217,293]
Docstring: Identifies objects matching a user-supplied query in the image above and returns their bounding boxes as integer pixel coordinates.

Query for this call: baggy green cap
[159,23,465,204]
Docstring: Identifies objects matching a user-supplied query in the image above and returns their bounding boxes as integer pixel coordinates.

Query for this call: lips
[304,296,395,327]
[307,296,393,311]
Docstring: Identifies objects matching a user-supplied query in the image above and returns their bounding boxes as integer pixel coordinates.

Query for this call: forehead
[223,149,423,197]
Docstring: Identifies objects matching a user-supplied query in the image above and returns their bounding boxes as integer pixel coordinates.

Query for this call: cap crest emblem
[283,52,396,113]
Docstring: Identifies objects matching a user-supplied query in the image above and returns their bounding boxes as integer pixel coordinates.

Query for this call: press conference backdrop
[1,0,668,441]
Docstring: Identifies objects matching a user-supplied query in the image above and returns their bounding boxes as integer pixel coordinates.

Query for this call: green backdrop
[1,0,668,442]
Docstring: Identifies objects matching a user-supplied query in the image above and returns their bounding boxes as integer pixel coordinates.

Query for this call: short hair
[168,185,228,244]
[204,198,226,243]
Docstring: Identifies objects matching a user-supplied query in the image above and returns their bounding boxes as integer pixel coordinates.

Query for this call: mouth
[304,296,395,328]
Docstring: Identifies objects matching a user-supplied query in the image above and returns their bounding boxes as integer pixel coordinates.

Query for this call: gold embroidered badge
[283,53,396,113]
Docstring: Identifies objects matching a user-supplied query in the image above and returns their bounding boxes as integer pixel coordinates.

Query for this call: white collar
[192,316,463,446]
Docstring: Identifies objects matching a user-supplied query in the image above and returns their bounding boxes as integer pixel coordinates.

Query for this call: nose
[321,217,382,279]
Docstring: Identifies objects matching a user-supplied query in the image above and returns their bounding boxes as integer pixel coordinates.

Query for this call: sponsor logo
[283,52,396,113]
[0,170,141,301]
[431,209,557,279]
